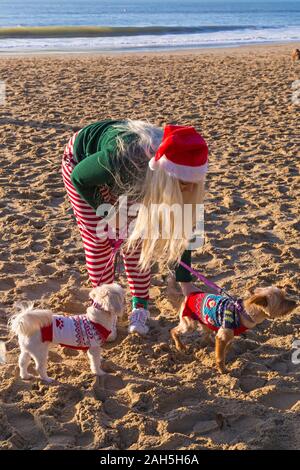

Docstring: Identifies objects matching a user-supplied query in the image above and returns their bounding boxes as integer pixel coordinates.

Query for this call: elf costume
[61,120,208,336]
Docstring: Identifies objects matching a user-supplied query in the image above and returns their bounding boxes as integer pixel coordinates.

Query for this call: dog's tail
[8,301,55,337]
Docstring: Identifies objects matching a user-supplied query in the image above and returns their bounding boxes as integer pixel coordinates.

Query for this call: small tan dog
[9,283,125,382]
[171,286,296,374]
[292,48,300,62]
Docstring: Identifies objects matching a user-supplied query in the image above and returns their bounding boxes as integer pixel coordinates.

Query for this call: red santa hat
[148,125,208,182]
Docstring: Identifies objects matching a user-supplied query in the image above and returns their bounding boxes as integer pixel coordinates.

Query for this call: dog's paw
[20,373,35,381]
[175,341,187,352]
[175,342,187,353]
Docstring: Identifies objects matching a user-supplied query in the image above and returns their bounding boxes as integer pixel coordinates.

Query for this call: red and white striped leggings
[61,132,150,299]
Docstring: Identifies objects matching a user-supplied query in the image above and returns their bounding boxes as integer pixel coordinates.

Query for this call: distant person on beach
[61,120,208,340]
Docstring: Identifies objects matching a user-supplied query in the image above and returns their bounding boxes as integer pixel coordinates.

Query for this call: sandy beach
[0,43,299,450]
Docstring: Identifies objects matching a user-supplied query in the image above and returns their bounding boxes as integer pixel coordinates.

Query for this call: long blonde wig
[111,120,206,272]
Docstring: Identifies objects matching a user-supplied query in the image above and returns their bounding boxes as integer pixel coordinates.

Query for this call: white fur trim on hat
[149,155,208,182]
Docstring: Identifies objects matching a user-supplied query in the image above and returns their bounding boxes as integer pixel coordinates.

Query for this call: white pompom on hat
[149,124,208,182]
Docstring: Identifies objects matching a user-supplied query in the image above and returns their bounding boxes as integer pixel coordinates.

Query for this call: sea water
[0,0,299,52]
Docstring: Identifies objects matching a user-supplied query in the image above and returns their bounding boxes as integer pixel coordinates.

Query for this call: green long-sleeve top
[70,119,192,282]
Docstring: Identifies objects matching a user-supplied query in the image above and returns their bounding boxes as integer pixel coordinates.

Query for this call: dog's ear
[107,292,124,317]
[249,294,268,309]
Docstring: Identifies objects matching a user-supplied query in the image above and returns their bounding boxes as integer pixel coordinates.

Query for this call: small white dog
[9,283,125,382]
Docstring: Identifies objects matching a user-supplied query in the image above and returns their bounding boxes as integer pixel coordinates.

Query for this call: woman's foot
[128,308,150,336]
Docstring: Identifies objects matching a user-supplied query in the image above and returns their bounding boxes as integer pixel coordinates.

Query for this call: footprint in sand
[93,374,125,402]
[103,398,128,419]
[32,263,56,276]
[117,426,140,449]
[208,415,263,446]
[0,278,16,291]
[215,234,249,249]
[155,389,206,414]
[2,404,47,449]
[268,354,299,375]
[259,391,300,410]
[239,375,267,392]
[16,279,61,300]
[0,262,26,275]
[166,411,213,434]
